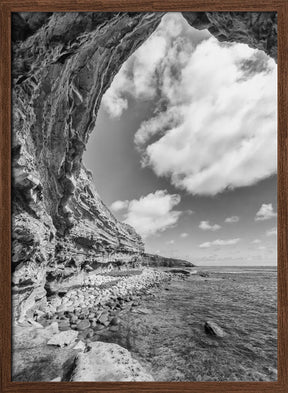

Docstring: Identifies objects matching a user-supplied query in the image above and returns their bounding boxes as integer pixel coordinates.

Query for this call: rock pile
[35,269,170,341]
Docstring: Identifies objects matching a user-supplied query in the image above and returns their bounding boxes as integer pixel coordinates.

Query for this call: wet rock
[95,324,105,331]
[98,312,109,325]
[199,272,209,278]
[110,317,120,326]
[76,319,90,331]
[90,334,100,342]
[70,315,78,324]
[58,320,71,331]
[166,269,191,275]
[204,321,226,338]
[135,308,152,315]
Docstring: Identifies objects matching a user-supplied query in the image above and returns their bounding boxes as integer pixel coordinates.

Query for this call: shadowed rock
[204,321,226,338]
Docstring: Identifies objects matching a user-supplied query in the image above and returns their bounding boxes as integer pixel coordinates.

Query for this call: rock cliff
[183,12,277,61]
[11,11,277,321]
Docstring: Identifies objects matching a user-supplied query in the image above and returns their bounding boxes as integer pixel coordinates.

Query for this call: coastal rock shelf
[12,268,172,381]
[12,11,277,322]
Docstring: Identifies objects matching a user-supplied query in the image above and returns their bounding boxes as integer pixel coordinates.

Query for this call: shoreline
[12,267,175,381]
[12,267,277,382]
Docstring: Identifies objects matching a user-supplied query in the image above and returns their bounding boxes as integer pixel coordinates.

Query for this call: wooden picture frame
[0,0,287,392]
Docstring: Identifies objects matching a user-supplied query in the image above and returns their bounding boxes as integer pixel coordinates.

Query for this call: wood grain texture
[0,1,287,392]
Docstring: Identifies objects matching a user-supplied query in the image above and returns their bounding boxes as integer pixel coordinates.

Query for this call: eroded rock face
[11,12,277,321]
[12,12,162,321]
[183,12,277,61]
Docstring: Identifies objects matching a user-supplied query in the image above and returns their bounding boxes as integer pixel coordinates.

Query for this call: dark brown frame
[1,1,287,392]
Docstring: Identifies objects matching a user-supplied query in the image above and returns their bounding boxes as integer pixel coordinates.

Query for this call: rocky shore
[13,267,174,381]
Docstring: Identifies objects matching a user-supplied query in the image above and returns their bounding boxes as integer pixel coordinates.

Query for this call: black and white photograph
[11,11,277,382]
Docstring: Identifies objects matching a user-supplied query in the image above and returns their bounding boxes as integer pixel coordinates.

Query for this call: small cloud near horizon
[199,220,221,231]
[225,216,239,223]
[266,227,277,236]
[251,239,261,244]
[255,203,277,221]
[199,238,240,248]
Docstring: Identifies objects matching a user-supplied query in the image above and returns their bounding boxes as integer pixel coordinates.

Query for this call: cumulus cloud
[225,216,239,223]
[112,190,181,238]
[102,13,277,196]
[251,239,261,244]
[199,238,240,248]
[266,227,277,236]
[180,232,189,238]
[199,220,221,231]
[102,29,168,117]
[166,240,175,245]
[110,200,129,212]
[255,203,277,221]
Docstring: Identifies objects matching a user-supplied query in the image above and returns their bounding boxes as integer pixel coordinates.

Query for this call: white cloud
[199,220,221,231]
[199,238,240,248]
[166,240,175,245]
[225,216,239,223]
[102,27,168,118]
[117,190,181,238]
[266,227,277,236]
[102,13,277,196]
[180,232,188,238]
[255,203,277,221]
[251,239,261,244]
[110,200,129,212]
[186,209,194,215]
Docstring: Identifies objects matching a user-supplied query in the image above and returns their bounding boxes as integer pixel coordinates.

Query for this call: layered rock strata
[12,11,277,321]
[183,12,277,61]
[12,12,163,321]
[13,268,170,381]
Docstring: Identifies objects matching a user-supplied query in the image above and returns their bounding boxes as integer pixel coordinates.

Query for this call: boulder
[71,342,154,381]
[166,269,191,275]
[47,330,78,348]
[204,321,226,338]
[73,340,86,351]
[110,316,120,326]
[58,319,71,331]
[76,319,90,331]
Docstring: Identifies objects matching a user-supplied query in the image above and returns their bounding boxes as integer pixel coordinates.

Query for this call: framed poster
[1,1,287,392]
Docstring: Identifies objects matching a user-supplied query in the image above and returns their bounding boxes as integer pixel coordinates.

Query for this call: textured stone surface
[12,12,162,321]
[11,12,277,321]
[183,12,277,61]
[47,330,78,347]
[13,321,59,349]
[71,341,154,381]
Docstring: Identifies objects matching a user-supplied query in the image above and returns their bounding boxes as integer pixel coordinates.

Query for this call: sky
[84,13,277,266]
